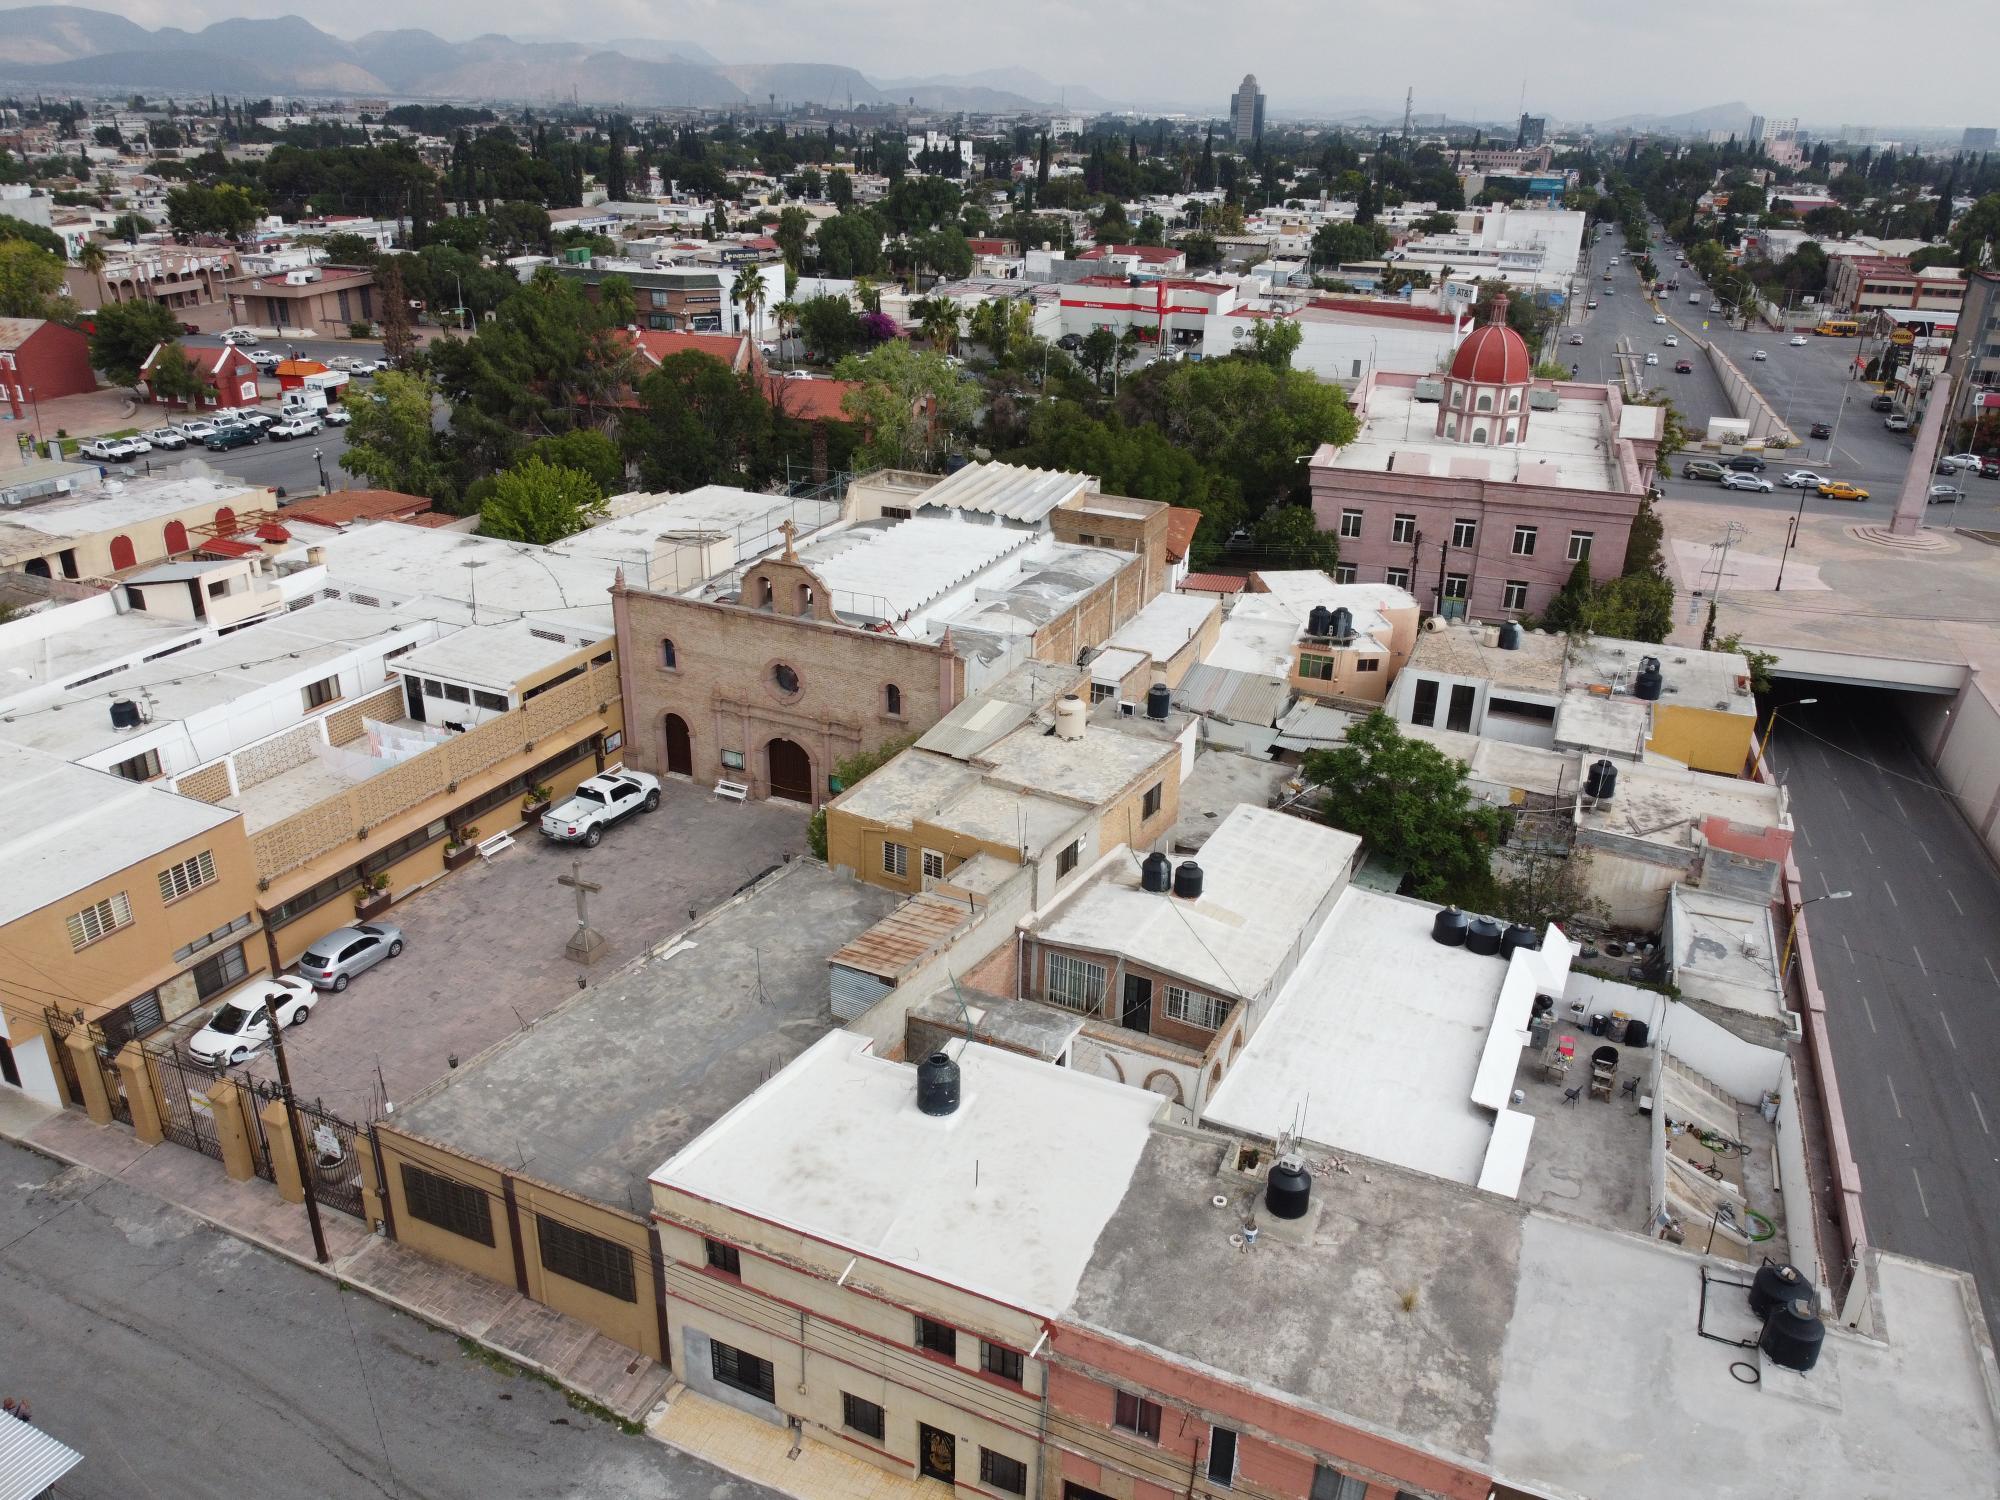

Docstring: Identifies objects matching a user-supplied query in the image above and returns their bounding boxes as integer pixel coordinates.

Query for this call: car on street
[1751,350,1768,361]
[1567,333,1584,345]
[1789,335,1809,347]
[1674,359,1693,373]
[204,425,260,451]
[1644,353,1659,365]
[1818,480,1870,501]
[321,406,351,426]
[179,321,200,335]
[1870,394,1894,412]
[296,922,403,991]
[1603,288,1614,295]
[1983,459,2000,480]
[79,437,145,461]
[144,426,188,449]
[1781,470,1821,488]
[1653,315,1666,324]
[1810,422,1832,439]
[1663,335,1679,346]
[1928,484,1961,504]
[1585,299,1598,309]
[245,348,281,370]
[1721,472,1774,492]
[539,768,662,846]
[270,416,321,440]
[1941,453,1983,471]
[187,977,318,1067]
[349,359,383,375]
[1884,414,1910,431]
[1683,459,1727,481]
[1726,455,1767,472]
[220,328,259,346]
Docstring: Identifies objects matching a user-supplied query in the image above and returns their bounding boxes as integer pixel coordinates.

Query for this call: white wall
[1774,1058,1823,1284]
[1565,972,1785,1105]
[1916,679,2000,865]
[0,1004,63,1108]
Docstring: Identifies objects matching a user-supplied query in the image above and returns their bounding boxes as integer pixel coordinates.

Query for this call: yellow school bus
[1814,318,1859,336]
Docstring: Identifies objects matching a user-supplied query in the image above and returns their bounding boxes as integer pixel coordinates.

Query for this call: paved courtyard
[232,783,812,1117]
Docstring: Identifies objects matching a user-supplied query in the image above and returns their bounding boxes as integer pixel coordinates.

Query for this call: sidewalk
[651,1386,933,1500]
[0,1095,674,1425]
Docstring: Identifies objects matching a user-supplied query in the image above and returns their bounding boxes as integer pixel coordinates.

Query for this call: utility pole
[261,996,329,1266]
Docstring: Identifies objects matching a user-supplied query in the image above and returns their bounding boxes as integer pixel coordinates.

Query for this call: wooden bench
[476,830,517,861]
[713,779,750,803]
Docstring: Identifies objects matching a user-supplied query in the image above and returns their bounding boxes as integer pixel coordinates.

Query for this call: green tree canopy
[1252,504,1338,571]
[478,457,607,545]
[834,340,980,471]
[0,240,68,320]
[523,428,625,495]
[619,351,773,493]
[89,299,180,387]
[145,342,202,406]
[813,211,885,276]
[1302,710,1502,905]
[338,370,458,506]
[795,293,863,361]
[0,214,65,257]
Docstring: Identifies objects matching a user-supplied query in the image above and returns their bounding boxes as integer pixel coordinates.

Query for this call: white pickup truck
[539,769,661,846]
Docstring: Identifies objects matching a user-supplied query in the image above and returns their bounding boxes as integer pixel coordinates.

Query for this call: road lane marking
[1949,888,1964,916]
[1912,1166,1931,1218]
[1857,829,1873,855]
[1861,993,1877,1031]
[1974,1091,1991,1137]
[1844,934,1855,964]
[1801,826,1813,849]
[1882,880,1898,906]
[1890,790,1906,816]
[1941,1010,1958,1050]
[1987,954,2000,987]
[1913,946,1927,975]
[1837,786,1851,810]
[1887,1074,1902,1117]
[1919,839,1933,863]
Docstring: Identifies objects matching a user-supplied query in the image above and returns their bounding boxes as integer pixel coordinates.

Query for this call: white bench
[714,780,750,803]
[476,830,517,861]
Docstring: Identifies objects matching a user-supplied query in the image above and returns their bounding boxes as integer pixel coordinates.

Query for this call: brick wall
[173,761,233,804]
[325,683,405,747]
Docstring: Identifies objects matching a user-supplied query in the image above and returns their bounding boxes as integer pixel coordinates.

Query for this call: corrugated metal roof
[915,695,1036,760]
[0,1417,84,1500]
[1173,662,1291,727]
[828,892,979,981]
[915,461,1089,522]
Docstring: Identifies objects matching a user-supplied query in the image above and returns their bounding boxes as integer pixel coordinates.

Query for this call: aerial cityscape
[0,1,1998,1496]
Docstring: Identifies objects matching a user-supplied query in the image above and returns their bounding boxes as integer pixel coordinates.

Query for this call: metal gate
[145,1038,222,1158]
[276,1090,365,1218]
[43,1008,130,1125]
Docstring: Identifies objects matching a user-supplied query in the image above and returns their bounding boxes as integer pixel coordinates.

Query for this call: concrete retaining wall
[1702,341,1799,447]
[1904,671,2000,866]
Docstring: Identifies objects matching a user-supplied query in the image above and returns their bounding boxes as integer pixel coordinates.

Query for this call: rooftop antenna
[948,973,977,1050]
[1402,87,1414,144]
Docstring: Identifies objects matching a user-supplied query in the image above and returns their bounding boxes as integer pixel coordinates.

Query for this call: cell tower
[1402,87,1413,142]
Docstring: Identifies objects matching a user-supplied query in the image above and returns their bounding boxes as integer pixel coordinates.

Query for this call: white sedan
[1653,315,1666,325]
[1720,472,1775,493]
[1781,470,1821,489]
[1789,335,1809,347]
[1644,353,1659,365]
[1663,335,1679,347]
[187,977,318,1067]
[1752,350,1769,361]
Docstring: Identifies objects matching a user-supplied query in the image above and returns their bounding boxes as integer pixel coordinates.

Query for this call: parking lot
[181,784,813,1119]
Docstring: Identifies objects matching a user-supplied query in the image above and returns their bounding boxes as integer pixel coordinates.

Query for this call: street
[1762,685,2000,1343]
[128,423,355,499]
[0,1137,781,1500]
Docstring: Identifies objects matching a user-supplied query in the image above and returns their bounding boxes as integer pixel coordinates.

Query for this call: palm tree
[734,271,769,346]
[77,239,107,308]
[915,297,957,353]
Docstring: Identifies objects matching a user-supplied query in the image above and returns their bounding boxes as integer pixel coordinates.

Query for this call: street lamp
[1751,697,1816,778]
[1780,889,1851,977]
[313,446,327,492]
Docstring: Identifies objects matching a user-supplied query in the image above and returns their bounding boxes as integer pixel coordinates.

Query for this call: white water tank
[1053,695,1086,741]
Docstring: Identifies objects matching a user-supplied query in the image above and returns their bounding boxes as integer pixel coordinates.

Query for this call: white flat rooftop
[392,618,606,694]
[1205,599,1305,678]
[555,485,842,568]
[1025,805,1361,1003]
[1102,590,1217,662]
[0,471,269,540]
[652,1030,1161,1315]
[306,524,619,633]
[0,610,200,703]
[1325,382,1622,492]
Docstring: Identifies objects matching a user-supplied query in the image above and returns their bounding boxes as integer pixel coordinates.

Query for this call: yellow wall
[7,488,276,579]
[1648,706,1756,777]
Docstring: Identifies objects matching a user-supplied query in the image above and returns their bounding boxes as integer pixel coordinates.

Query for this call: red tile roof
[763,374,861,423]
[1163,507,1203,564]
[1308,296,1457,326]
[394,511,460,528]
[199,538,262,558]
[281,490,434,527]
[1180,572,1246,596]
[622,328,754,371]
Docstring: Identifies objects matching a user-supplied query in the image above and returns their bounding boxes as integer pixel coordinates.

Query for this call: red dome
[1449,319,1531,384]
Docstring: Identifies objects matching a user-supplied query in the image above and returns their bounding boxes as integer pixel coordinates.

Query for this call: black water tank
[1585,758,1618,800]
[1431,906,1469,946]
[1623,1017,1650,1049]
[109,699,141,730]
[1590,1012,1609,1036]
[1173,860,1204,900]
[1307,604,1333,638]
[1497,621,1524,650]
[1329,606,1353,642]
[1750,1262,1815,1320]
[916,1052,961,1117]
[1141,851,1172,894]
[1265,1158,1312,1220]
[1146,682,1171,720]
[1465,916,1503,956]
[1760,1295,1826,1373]
[1634,656,1664,701]
[1500,923,1541,958]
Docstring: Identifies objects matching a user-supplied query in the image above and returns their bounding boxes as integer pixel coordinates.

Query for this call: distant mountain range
[1588,101,1754,136]
[0,5,1101,112]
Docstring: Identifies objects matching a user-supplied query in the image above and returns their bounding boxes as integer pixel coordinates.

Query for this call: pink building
[1308,300,1660,620]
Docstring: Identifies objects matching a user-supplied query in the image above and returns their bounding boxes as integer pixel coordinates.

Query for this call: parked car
[177,418,217,440]
[204,425,260,451]
[1721,472,1774,492]
[245,348,281,370]
[1674,359,1693,373]
[1885,414,1911,431]
[270,416,321,440]
[1983,459,2000,480]
[1789,335,1809,347]
[1683,459,1727,481]
[321,406,352,426]
[144,426,188,450]
[296,922,403,991]
[1056,333,1083,351]
[1818,480,1870,501]
[179,321,200,335]
[539,769,661,846]
[187,977,317,1066]
[1870,394,1895,412]
[1941,453,1984,472]
[1726,455,1767,472]
[1751,350,1768,361]
[220,328,260,346]
[1809,422,1832,439]
[1781,471,1821,489]
[349,359,383,375]
[79,436,143,462]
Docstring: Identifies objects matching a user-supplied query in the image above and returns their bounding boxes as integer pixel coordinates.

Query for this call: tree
[108,212,153,242]
[374,256,416,365]
[478,457,607,544]
[1312,219,1389,266]
[338,370,457,505]
[88,299,179,387]
[0,239,66,320]
[0,214,66,257]
[1245,318,1302,368]
[145,342,202,406]
[1622,495,1665,577]
[828,170,854,209]
[773,205,810,270]
[1491,845,1610,936]
[1302,711,1502,905]
[1541,557,1596,634]
[77,239,106,306]
[619,351,772,492]
[834,340,979,472]
[795,293,863,361]
[813,211,884,276]
[1251,504,1338,570]
[165,182,259,238]
[523,428,625,495]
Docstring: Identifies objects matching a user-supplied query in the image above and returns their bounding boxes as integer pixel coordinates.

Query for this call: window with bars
[1502,579,1529,611]
[111,747,162,782]
[982,1341,1024,1383]
[1113,1390,1162,1441]
[400,1163,494,1246]
[1165,985,1230,1031]
[1512,524,1538,556]
[191,941,248,999]
[1310,1466,1369,1500]
[1338,508,1363,538]
[1057,840,1081,877]
[981,1450,1028,1495]
[157,850,217,903]
[1046,952,1106,1013]
[1391,514,1416,544]
[841,1392,885,1440]
[1451,518,1477,548]
[710,1339,775,1402]
[536,1214,636,1302]
[914,1315,957,1359]
[66,891,133,950]
[1443,573,1469,600]
[704,1238,741,1276]
[883,841,909,878]
[921,849,945,881]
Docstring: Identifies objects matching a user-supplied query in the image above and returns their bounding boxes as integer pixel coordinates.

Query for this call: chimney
[306,545,326,567]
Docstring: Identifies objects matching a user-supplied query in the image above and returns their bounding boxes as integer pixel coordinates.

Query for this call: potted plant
[443,825,480,871]
[521,783,553,819]
[353,871,391,919]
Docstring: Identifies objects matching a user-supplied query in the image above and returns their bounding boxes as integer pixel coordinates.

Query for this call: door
[1446,683,1477,734]
[108,534,136,570]
[1121,974,1153,1033]
[918,1424,955,1485]
[662,714,693,777]
[404,675,425,722]
[766,738,812,803]
[164,520,189,554]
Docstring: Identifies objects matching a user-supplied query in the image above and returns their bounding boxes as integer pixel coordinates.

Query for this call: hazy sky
[107,0,2000,126]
